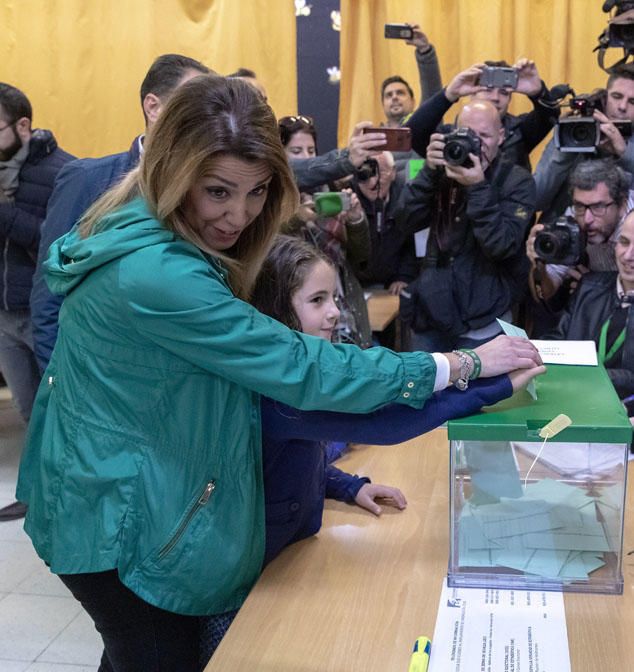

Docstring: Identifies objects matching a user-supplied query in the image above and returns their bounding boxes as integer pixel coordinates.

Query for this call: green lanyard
[598,317,626,365]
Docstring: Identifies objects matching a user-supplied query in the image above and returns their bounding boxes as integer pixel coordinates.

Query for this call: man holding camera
[526,158,630,331]
[352,151,417,296]
[381,25,442,128]
[405,58,559,171]
[397,100,535,352]
[534,69,634,221]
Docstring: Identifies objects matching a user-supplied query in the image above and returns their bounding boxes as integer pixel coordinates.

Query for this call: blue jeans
[59,570,202,672]
[0,308,40,422]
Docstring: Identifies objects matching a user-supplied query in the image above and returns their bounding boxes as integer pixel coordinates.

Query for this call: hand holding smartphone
[384,23,414,40]
[361,126,412,152]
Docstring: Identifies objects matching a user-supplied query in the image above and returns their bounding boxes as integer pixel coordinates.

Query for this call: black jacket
[397,157,535,338]
[0,129,74,310]
[547,271,634,399]
[352,173,418,288]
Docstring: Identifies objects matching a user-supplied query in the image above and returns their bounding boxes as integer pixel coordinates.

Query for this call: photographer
[405,58,559,171]
[351,151,418,296]
[545,207,634,415]
[381,25,442,129]
[397,101,535,352]
[527,158,630,330]
[534,69,634,221]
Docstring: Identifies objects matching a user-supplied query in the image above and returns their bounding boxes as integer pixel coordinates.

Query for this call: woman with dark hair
[278,115,318,157]
[17,75,542,671]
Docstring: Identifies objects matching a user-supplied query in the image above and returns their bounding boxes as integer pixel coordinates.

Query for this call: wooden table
[205,429,634,671]
[366,289,400,332]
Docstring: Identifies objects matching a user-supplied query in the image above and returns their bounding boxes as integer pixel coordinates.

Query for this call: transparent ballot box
[447,365,631,594]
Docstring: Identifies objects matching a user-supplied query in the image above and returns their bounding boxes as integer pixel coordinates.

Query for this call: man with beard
[0,83,73,520]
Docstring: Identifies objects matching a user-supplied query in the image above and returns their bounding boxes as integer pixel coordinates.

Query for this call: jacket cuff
[344,475,371,502]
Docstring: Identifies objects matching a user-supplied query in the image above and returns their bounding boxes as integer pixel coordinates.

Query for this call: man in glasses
[527,158,631,325]
[0,83,73,520]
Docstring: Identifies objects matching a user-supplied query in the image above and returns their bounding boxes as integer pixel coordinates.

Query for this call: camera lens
[444,141,467,165]
[535,234,557,257]
[571,124,592,143]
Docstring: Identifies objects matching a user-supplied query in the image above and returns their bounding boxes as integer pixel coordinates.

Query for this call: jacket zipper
[2,239,9,310]
[157,480,216,560]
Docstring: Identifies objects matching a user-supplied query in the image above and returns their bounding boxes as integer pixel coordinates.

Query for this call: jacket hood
[44,197,177,296]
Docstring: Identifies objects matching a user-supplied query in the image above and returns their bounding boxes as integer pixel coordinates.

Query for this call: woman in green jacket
[17,74,541,671]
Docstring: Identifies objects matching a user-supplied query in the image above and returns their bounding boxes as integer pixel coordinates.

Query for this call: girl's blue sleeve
[325,465,370,503]
[261,375,513,444]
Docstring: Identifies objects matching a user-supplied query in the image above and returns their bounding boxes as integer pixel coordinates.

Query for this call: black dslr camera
[534,216,587,265]
[554,91,632,152]
[355,158,378,181]
[443,127,481,168]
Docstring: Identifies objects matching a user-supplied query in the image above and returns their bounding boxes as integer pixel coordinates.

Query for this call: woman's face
[291,260,340,340]
[284,131,316,159]
[183,155,272,252]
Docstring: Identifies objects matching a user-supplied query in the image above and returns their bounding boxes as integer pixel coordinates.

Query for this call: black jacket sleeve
[513,82,561,154]
[405,89,454,156]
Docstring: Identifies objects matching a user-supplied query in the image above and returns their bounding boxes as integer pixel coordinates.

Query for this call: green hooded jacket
[17,197,436,615]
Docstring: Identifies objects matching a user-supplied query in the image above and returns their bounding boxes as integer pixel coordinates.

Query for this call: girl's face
[182,155,272,252]
[291,260,340,340]
[284,131,316,159]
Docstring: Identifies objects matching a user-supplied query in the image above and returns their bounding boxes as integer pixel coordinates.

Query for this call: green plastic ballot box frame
[447,364,631,594]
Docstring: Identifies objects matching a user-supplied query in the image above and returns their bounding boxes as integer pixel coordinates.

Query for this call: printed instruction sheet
[428,578,570,672]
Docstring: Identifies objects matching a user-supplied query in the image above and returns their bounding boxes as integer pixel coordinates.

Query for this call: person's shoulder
[120,242,233,312]
[27,129,75,169]
[580,270,618,289]
[61,148,135,179]
[494,157,534,187]
[123,237,226,283]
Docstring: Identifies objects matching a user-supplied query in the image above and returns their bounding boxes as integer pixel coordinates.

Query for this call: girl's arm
[261,375,513,444]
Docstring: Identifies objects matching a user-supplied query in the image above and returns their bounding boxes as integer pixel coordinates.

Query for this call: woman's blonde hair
[79,74,299,299]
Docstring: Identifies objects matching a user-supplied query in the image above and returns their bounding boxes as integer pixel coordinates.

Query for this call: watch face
[455,378,469,391]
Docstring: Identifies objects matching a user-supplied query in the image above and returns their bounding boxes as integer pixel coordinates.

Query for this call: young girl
[278,114,373,347]
[199,235,543,661]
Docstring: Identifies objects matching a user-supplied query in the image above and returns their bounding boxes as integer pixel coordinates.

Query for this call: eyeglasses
[572,201,615,217]
[0,122,14,132]
[279,115,314,127]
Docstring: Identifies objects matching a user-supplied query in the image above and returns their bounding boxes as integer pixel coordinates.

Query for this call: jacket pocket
[157,480,216,561]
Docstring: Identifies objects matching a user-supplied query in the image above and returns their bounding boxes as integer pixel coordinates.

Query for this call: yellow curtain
[0,0,297,158]
[339,0,617,152]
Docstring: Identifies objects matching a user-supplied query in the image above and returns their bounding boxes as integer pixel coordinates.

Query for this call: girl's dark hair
[251,234,334,331]
[278,115,318,149]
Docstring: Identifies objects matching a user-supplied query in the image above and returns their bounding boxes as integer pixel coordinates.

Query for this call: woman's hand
[473,335,543,378]
[509,365,547,392]
[354,483,407,516]
[296,192,316,223]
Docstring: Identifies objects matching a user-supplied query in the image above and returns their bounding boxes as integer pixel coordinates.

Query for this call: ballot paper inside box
[447,364,631,594]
